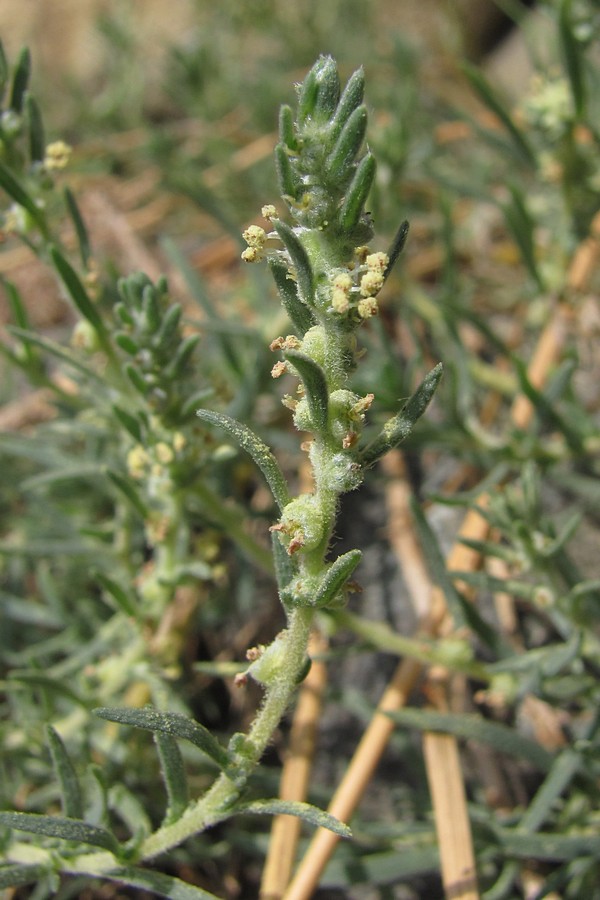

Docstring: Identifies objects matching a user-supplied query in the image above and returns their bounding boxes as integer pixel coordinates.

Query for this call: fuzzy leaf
[196,409,290,511]
[155,731,189,824]
[272,219,315,308]
[275,142,301,201]
[64,187,91,267]
[278,103,298,151]
[360,363,442,467]
[112,405,143,442]
[0,865,52,890]
[50,246,104,332]
[384,219,410,282]
[329,67,365,142]
[311,549,362,608]
[95,572,140,618]
[337,152,376,233]
[311,56,341,124]
[94,707,231,772]
[283,349,329,435]
[7,326,104,382]
[326,105,367,184]
[268,256,316,336]
[272,531,297,597]
[46,726,83,819]
[238,799,352,838]
[90,867,221,900]
[0,811,119,852]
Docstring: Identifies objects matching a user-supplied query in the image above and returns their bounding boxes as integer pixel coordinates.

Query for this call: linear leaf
[25,93,45,162]
[46,725,83,819]
[462,62,536,167]
[87,867,222,900]
[155,731,189,823]
[106,469,149,518]
[387,708,553,771]
[9,47,30,112]
[360,364,442,467]
[495,828,600,862]
[7,326,105,382]
[94,707,231,772]
[0,811,119,852]
[238,799,351,838]
[0,160,46,229]
[283,349,329,435]
[50,246,104,332]
[311,549,362,608]
[559,0,586,119]
[268,256,316,336]
[272,219,315,308]
[196,409,289,511]
[64,187,91,267]
[0,864,52,890]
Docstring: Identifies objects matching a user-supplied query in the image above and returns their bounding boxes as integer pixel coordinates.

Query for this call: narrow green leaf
[9,47,31,113]
[0,160,46,229]
[46,725,84,819]
[329,67,365,143]
[275,142,301,201]
[326,105,367,183]
[384,219,410,282]
[7,326,104,383]
[338,152,376,234]
[272,534,296,598]
[0,865,52,890]
[0,39,8,99]
[272,219,315,308]
[311,549,362,608]
[164,334,201,379]
[114,332,139,355]
[25,93,45,162]
[94,707,231,772]
[123,362,150,397]
[386,708,553,771]
[278,103,298,151]
[95,572,140,618]
[462,62,536,168]
[85,867,222,900]
[153,302,182,350]
[0,811,119,852]
[312,56,341,125]
[495,828,600,862]
[196,409,290,512]
[502,186,545,290]
[155,731,189,823]
[8,671,86,706]
[112,405,143,442]
[559,0,586,119]
[64,187,91,267]
[283,349,329,435]
[519,749,583,834]
[238,799,352,838]
[360,363,442,467]
[268,256,316,336]
[106,469,149,518]
[50,246,104,332]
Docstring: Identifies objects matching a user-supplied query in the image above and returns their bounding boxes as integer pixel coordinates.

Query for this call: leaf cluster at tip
[276,56,375,243]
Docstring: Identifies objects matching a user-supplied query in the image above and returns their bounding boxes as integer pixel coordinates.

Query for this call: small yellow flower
[241,246,261,263]
[360,270,384,297]
[127,445,150,479]
[242,224,267,247]
[357,297,379,318]
[261,204,278,220]
[44,140,72,170]
[173,432,186,452]
[366,251,389,272]
[155,442,174,465]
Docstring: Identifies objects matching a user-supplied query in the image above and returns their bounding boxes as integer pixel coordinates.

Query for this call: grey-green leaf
[50,246,104,332]
[311,549,362,608]
[90,867,222,900]
[283,349,329,435]
[272,219,315,308]
[326,105,367,184]
[0,811,119,852]
[155,731,189,823]
[94,707,231,772]
[0,865,52,890]
[360,363,442,467]
[46,725,83,819]
[237,799,352,838]
[268,256,316,336]
[329,67,365,143]
[196,409,290,511]
[9,47,30,113]
[337,152,376,234]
